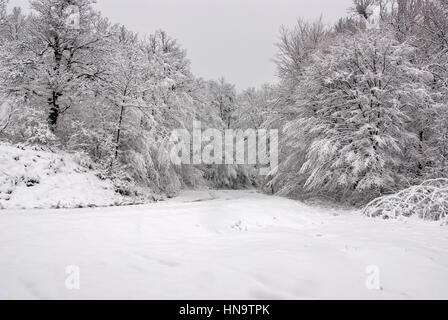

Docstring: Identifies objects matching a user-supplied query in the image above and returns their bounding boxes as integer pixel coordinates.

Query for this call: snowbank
[0,143,122,210]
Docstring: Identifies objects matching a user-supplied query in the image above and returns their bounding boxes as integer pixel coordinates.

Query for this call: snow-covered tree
[206,78,236,129]
[234,84,277,130]
[382,0,448,179]
[25,0,112,132]
[274,30,434,203]
[274,18,330,88]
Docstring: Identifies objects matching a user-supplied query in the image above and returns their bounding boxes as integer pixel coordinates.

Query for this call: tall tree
[207,78,236,128]
[275,30,434,203]
[27,0,111,132]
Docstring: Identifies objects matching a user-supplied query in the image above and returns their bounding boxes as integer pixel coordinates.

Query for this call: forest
[0,0,447,220]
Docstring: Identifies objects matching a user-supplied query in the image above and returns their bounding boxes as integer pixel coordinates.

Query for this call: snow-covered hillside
[0,143,122,210]
[0,190,446,300]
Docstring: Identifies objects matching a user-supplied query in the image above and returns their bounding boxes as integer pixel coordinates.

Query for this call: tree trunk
[48,36,63,132]
[114,104,126,160]
[48,91,62,132]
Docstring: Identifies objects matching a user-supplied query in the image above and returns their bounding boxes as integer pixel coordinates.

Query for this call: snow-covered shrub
[3,104,59,146]
[363,179,448,221]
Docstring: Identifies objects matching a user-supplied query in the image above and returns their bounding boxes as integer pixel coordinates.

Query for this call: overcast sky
[9,0,353,89]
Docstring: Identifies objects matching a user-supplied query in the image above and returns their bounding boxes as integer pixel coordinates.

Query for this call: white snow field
[0,190,447,300]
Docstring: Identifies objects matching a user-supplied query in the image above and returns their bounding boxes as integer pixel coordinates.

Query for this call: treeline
[0,0,249,197]
[0,0,447,206]
[237,0,448,206]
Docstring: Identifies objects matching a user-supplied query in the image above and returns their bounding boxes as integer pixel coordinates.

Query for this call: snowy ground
[0,143,121,210]
[0,190,447,300]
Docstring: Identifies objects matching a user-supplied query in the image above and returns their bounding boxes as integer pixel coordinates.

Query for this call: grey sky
[9,0,353,89]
